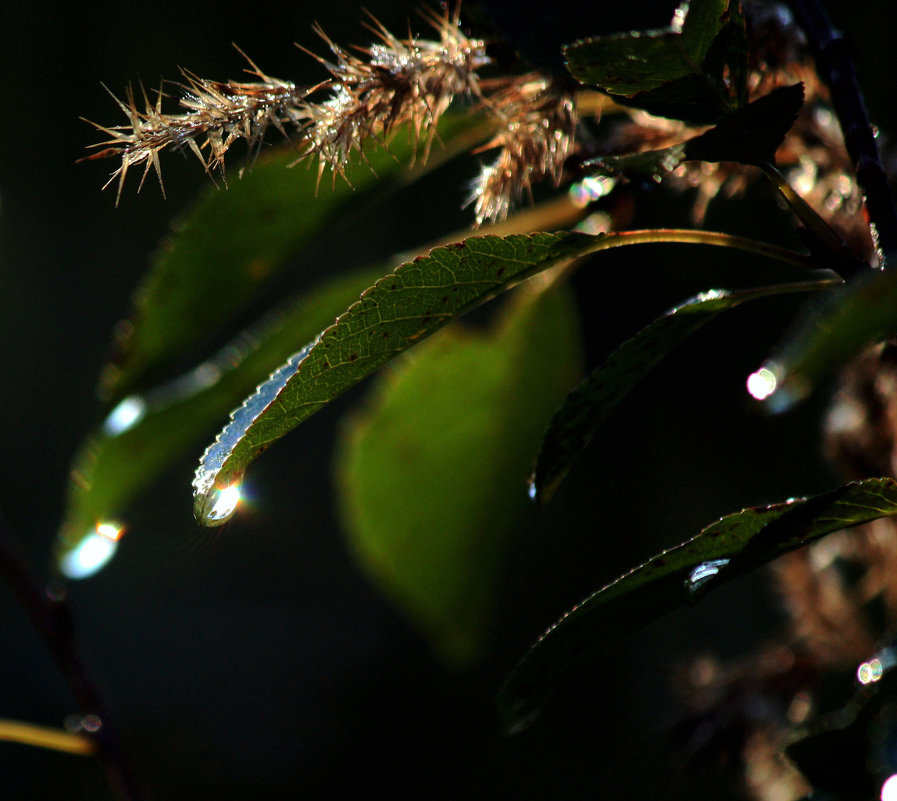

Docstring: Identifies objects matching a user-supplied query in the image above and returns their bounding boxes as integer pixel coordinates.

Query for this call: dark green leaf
[754,268,897,412]
[191,231,598,524]
[531,278,837,503]
[586,84,805,180]
[99,115,488,404]
[335,283,582,665]
[563,0,747,123]
[190,229,823,525]
[563,0,729,96]
[498,478,897,732]
[686,82,804,166]
[55,266,385,573]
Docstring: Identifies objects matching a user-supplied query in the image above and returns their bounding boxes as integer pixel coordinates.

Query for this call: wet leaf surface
[56,266,385,569]
[498,478,897,732]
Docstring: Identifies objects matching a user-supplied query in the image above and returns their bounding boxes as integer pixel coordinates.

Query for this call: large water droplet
[199,483,243,526]
[858,658,884,685]
[882,774,897,801]
[59,523,123,579]
[747,367,777,401]
[684,558,730,598]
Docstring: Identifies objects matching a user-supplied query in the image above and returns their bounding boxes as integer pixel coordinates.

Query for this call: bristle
[466,76,577,225]
[84,3,489,204]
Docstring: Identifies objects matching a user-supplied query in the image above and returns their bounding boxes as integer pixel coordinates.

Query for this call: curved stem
[582,227,831,274]
[788,0,897,265]
[0,512,145,801]
[760,161,865,279]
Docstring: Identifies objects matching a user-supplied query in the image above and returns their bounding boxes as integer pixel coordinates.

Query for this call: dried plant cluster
[84,5,577,224]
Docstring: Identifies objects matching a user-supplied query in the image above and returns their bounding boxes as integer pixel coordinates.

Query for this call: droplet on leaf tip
[199,483,243,526]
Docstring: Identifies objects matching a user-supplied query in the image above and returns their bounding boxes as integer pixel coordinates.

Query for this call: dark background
[1,1,895,799]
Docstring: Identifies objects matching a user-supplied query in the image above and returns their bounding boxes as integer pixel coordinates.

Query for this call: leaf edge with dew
[498,477,897,733]
[191,228,821,526]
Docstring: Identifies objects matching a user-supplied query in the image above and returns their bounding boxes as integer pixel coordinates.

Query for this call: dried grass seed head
[467,76,577,225]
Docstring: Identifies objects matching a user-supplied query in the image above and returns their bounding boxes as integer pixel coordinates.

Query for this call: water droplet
[882,774,897,801]
[65,714,103,733]
[568,175,614,207]
[685,559,730,597]
[527,481,537,501]
[59,523,123,580]
[857,645,897,685]
[200,483,243,526]
[747,366,778,400]
[193,342,313,524]
[858,658,884,684]
[102,396,147,436]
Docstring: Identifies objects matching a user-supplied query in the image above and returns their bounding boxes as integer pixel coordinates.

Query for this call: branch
[789,0,897,264]
[0,512,146,801]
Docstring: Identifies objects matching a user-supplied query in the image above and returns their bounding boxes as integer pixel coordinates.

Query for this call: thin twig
[0,719,97,756]
[761,161,866,279]
[0,512,146,801]
[789,0,897,264]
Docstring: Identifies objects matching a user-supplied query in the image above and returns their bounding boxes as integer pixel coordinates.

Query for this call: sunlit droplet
[747,367,777,401]
[65,714,102,733]
[527,482,537,501]
[858,658,884,684]
[204,484,242,525]
[882,774,897,801]
[685,558,730,597]
[569,175,614,207]
[59,523,123,580]
[101,396,147,436]
[671,3,687,31]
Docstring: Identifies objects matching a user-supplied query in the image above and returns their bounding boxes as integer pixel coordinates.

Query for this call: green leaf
[99,115,488,404]
[753,268,897,412]
[191,232,593,524]
[55,266,385,575]
[563,0,747,122]
[586,84,805,180]
[190,229,822,525]
[498,478,897,732]
[530,278,838,504]
[335,283,583,665]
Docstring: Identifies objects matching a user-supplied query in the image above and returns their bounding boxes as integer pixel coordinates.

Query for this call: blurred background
[1,1,896,798]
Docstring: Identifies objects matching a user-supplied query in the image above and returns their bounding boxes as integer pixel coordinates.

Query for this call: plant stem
[585,228,830,274]
[0,512,146,801]
[760,161,865,278]
[789,0,897,264]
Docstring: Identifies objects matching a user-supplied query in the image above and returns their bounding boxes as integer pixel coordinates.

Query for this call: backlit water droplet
[102,395,147,436]
[59,523,123,579]
[858,658,884,685]
[857,645,897,685]
[747,366,777,401]
[684,559,730,598]
[200,483,243,526]
[193,342,314,526]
